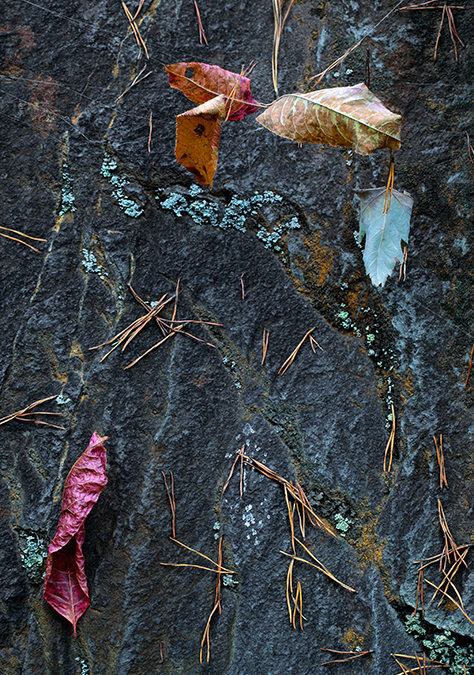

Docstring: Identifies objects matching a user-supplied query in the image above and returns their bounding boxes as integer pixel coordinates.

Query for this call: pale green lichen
[75,657,90,675]
[157,186,299,256]
[18,531,48,584]
[81,248,108,282]
[334,513,352,536]
[100,153,144,218]
[59,161,76,216]
[405,614,473,673]
[222,574,239,588]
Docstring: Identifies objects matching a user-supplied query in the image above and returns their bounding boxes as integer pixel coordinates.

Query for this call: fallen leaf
[165,62,260,184]
[43,432,108,636]
[256,83,401,155]
[165,61,259,121]
[356,187,413,286]
[176,94,227,186]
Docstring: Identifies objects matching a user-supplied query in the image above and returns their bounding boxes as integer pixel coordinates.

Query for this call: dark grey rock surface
[0,0,472,673]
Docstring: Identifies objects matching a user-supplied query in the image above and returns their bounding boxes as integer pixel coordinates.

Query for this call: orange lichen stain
[355,516,385,570]
[71,105,83,126]
[343,628,365,650]
[28,75,59,138]
[294,231,335,288]
[107,111,116,130]
[112,61,119,78]
[192,372,211,387]
[69,340,84,362]
[96,195,102,215]
[54,214,65,232]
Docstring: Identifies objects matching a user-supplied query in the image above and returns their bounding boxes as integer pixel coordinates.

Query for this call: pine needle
[464,343,474,388]
[161,470,176,537]
[432,435,447,488]
[278,327,317,375]
[320,648,374,666]
[0,394,65,429]
[272,0,295,95]
[383,404,396,472]
[0,225,46,253]
[193,0,208,46]
[121,0,149,59]
[168,537,235,574]
[262,328,270,364]
[382,154,395,214]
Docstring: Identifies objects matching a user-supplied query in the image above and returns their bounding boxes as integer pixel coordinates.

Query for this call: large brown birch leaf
[256,83,401,155]
[165,61,259,121]
[43,432,108,636]
[175,94,227,186]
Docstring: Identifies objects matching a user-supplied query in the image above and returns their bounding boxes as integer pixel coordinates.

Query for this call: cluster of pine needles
[90,281,221,369]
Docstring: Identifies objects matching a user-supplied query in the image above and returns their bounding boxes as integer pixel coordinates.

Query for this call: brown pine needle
[161,470,176,537]
[214,536,223,613]
[168,537,235,573]
[286,558,294,622]
[121,1,149,59]
[383,404,396,472]
[148,112,152,152]
[240,273,245,300]
[309,334,323,353]
[423,580,473,623]
[279,327,316,375]
[464,343,474,388]
[222,444,245,496]
[294,536,356,592]
[262,328,270,364]
[199,536,226,664]
[193,0,208,46]
[399,245,408,281]
[433,435,448,488]
[0,394,65,430]
[132,0,145,19]
[280,551,356,593]
[392,652,450,675]
[242,453,335,537]
[382,155,395,214]
[0,225,46,253]
[159,562,231,574]
[320,648,374,666]
[292,581,303,630]
[272,0,296,95]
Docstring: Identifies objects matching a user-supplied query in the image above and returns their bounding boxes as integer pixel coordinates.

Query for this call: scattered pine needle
[281,537,357,593]
[115,65,152,103]
[242,452,335,537]
[262,328,270,365]
[0,394,65,430]
[240,273,245,300]
[90,282,221,368]
[399,245,408,281]
[382,153,395,214]
[222,444,245,497]
[164,537,235,574]
[0,225,46,253]
[272,0,296,95]
[383,404,396,472]
[148,111,152,152]
[161,470,176,537]
[320,647,374,666]
[193,0,208,45]
[399,1,465,62]
[432,435,448,488]
[464,343,474,388]
[278,327,320,376]
[132,0,145,20]
[392,652,450,674]
[121,0,149,59]
[412,499,472,623]
[292,581,303,630]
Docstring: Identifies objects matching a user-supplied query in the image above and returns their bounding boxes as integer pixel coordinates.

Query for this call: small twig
[432,435,447,488]
[464,343,474,388]
[161,470,176,537]
[193,0,208,46]
[278,328,316,376]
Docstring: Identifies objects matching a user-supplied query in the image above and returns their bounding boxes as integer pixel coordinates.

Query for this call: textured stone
[0,0,472,673]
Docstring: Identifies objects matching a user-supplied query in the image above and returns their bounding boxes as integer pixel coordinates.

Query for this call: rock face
[0,1,472,673]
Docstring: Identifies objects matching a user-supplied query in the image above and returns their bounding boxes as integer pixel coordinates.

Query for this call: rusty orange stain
[28,75,59,138]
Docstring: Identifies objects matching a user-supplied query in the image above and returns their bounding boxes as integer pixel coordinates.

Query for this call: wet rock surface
[0,0,472,673]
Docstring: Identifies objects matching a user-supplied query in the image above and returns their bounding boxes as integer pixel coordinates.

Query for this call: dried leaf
[256,83,401,155]
[356,187,413,286]
[43,432,108,635]
[165,62,260,184]
[165,61,259,121]
[176,94,227,186]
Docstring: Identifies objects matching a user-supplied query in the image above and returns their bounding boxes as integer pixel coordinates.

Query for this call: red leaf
[165,62,260,185]
[43,432,108,636]
[164,61,259,121]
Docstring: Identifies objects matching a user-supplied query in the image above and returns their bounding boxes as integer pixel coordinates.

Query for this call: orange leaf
[175,95,227,187]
